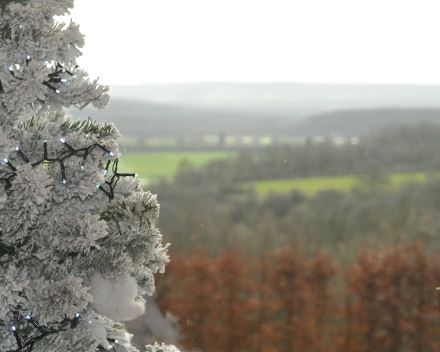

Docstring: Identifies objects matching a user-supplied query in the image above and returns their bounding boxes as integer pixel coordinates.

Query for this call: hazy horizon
[107,82,440,113]
[110,81,440,87]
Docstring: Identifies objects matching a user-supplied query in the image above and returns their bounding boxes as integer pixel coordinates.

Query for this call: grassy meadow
[117,151,235,179]
[246,175,359,197]
[248,171,440,197]
[117,151,440,197]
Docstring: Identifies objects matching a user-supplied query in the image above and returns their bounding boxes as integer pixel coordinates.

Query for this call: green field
[248,172,440,197]
[117,151,440,196]
[117,151,234,179]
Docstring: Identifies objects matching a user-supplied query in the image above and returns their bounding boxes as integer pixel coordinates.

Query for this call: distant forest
[70,100,440,141]
[149,123,440,262]
[156,243,440,352]
[146,121,440,352]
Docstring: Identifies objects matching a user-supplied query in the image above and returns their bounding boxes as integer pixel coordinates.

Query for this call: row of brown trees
[155,243,440,352]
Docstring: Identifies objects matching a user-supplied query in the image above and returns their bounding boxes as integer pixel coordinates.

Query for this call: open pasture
[117,151,440,198]
[248,172,440,197]
[117,151,235,179]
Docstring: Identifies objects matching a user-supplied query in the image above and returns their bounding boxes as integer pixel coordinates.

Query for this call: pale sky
[65,0,440,86]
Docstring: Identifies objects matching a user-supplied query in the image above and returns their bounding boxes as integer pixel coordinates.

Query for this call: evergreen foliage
[0,1,177,351]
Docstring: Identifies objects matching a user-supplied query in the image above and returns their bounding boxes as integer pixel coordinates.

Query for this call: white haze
[64,0,440,86]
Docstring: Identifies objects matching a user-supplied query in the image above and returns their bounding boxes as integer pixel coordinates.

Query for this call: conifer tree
[348,243,440,352]
[0,1,179,351]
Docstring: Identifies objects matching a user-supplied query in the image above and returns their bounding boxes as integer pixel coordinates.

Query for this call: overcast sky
[65,0,440,86]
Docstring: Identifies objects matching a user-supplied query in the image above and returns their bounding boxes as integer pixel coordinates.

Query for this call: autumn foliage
[343,242,440,352]
[155,243,440,352]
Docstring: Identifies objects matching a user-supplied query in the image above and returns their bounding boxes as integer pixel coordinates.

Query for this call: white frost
[89,273,145,322]
[78,318,111,350]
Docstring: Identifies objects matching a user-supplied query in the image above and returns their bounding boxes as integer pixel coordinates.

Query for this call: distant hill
[67,99,297,138]
[109,82,440,115]
[285,108,440,137]
[68,100,440,140]
[68,82,440,139]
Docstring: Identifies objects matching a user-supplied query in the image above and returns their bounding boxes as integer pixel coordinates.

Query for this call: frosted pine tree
[0,1,179,351]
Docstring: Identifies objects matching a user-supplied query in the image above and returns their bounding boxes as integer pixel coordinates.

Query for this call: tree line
[172,123,440,183]
[155,243,440,352]
[149,123,440,260]
[153,170,440,261]
[157,243,440,352]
